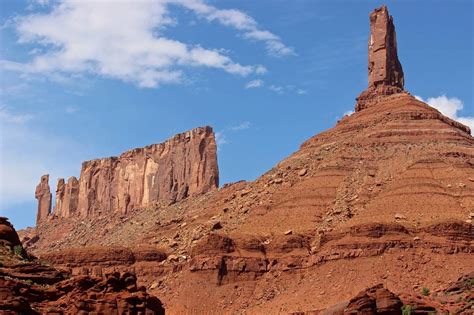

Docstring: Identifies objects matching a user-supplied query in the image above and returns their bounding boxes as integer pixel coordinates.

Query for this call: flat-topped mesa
[41,126,219,223]
[35,175,52,224]
[356,5,405,112]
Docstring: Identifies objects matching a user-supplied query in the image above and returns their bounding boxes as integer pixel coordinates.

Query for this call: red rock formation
[53,176,80,219]
[42,126,219,223]
[356,5,404,112]
[35,174,51,224]
[76,126,218,217]
[0,217,165,314]
[53,178,65,216]
[0,217,22,248]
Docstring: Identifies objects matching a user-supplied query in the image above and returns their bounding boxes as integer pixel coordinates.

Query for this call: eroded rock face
[41,126,218,223]
[356,5,405,112]
[0,217,22,248]
[35,174,51,224]
[0,217,165,314]
[53,176,81,219]
[76,126,218,217]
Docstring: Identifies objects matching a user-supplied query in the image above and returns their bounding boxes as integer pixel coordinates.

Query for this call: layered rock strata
[0,217,165,314]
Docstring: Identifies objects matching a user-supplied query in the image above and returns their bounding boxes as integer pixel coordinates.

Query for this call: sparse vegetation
[401,305,415,315]
[13,245,26,258]
[421,287,430,296]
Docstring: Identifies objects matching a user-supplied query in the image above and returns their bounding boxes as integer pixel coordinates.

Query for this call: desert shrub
[401,305,415,315]
[13,245,25,258]
[421,287,430,296]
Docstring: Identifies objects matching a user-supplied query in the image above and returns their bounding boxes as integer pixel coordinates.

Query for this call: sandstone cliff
[23,5,474,315]
[41,126,218,221]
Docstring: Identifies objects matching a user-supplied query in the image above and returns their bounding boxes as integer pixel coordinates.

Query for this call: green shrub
[401,305,415,315]
[13,245,24,257]
[421,287,430,296]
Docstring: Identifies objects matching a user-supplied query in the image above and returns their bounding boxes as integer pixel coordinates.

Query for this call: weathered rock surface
[356,5,404,112]
[35,174,51,224]
[0,217,165,314]
[55,176,80,218]
[76,126,218,217]
[40,126,218,222]
[19,5,474,315]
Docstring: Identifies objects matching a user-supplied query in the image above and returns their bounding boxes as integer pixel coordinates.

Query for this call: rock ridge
[37,126,219,224]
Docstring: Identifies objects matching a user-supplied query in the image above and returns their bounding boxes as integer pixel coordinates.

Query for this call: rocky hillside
[17,5,473,314]
[0,217,165,314]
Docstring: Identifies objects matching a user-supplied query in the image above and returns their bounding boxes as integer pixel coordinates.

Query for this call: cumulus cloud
[415,95,474,133]
[2,0,291,88]
[245,79,263,89]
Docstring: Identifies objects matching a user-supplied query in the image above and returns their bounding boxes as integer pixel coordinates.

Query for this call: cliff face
[41,126,218,221]
[76,126,218,217]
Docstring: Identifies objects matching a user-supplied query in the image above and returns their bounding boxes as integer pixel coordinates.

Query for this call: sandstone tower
[35,174,52,224]
[356,5,405,111]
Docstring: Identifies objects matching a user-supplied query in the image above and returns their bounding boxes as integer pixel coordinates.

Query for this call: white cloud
[269,85,284,94]
[3,0,291,88]
[215,131,227,148]
[255,65,267,75]
[174,0,294,57]
[343,110,354,116]
[416,95,473,134]
[245,79,263,89]
[230,121,250,131]
[296,88,308,95]
[0,106,34,124]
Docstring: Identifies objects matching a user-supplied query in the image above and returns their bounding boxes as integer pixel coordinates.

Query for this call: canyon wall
[38,126,218,223]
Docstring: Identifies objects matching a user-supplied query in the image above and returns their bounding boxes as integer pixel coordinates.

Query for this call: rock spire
[356,5,405,111]
[35,174,52,224]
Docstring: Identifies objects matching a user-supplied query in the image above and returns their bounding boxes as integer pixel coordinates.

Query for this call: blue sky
[1,0,472,230]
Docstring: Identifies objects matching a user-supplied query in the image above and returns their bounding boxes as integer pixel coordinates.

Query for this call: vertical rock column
[356,5,405,112]
[35,175,52,225]
[367,5,404,89]
[54,178,65,217]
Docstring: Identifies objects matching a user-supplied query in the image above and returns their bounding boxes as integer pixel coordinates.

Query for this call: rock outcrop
[39,126,219,223]
[76,126,218,217]
[0,217,165,314]
[35,175,51,224]
[356,5,405,112]
[54,176,80,218]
